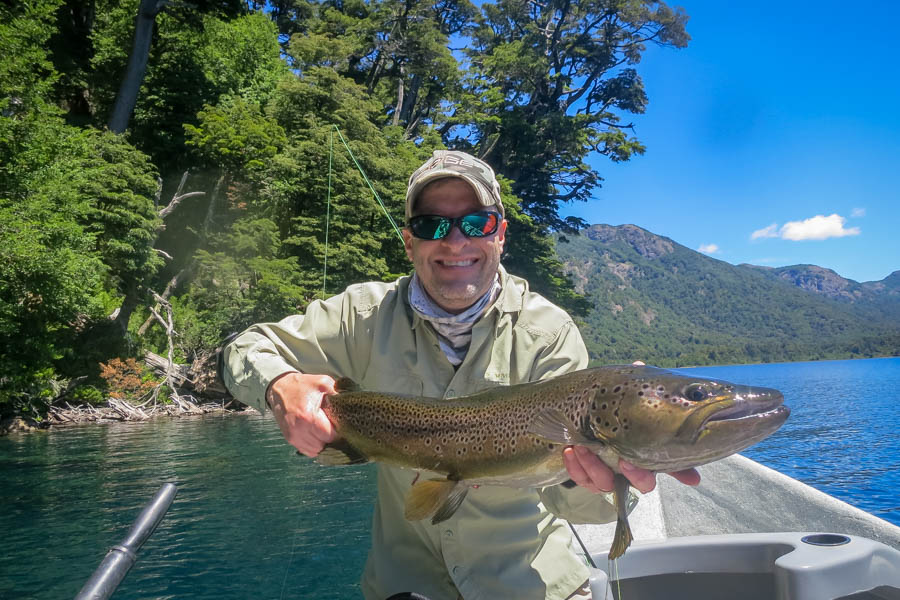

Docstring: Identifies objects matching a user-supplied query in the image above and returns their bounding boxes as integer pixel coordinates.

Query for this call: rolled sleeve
[223,331,299,413]
[222,287,374,413]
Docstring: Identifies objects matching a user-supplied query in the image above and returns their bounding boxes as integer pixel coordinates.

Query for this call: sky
[559,1,900,283]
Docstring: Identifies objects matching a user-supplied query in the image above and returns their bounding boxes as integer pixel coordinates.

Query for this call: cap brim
[406,171,501,219]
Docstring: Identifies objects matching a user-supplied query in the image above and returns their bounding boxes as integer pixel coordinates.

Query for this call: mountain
[553,224,900,367]
[739,264,900,327]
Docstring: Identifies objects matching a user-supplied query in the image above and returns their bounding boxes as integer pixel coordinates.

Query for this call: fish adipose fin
[607,473,634,560]
[404,478,469,524]
[316,439,370,466]
[529,409,595,445]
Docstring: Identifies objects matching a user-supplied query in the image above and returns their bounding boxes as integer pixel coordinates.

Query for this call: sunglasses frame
[406,210,503,241]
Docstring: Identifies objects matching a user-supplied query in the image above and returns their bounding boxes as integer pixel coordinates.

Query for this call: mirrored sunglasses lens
[411,216,450,239]
[460,213,498,237]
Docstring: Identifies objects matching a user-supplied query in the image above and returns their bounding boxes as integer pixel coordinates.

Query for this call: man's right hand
[266,372,337,457]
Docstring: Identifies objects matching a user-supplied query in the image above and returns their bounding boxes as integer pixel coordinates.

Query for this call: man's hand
[266,372,337,457]
[562,445,701,494]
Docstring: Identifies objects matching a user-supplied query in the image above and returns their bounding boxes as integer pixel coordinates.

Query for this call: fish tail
[607,473,634,560]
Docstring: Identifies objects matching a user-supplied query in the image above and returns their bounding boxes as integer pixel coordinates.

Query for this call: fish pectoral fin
[334,377,361,393]
[607,473,634,560]
[529,409,594,445]
[404,478,469,524]
[315,439,369,466]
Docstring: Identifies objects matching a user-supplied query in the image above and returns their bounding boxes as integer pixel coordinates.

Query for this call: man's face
[402,178,507,314]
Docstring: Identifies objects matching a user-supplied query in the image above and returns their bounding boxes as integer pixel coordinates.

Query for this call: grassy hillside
[554,225,900,367]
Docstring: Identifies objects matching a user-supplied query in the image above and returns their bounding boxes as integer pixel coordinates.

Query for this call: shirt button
[444,530,453,538]
[452,566,460,575]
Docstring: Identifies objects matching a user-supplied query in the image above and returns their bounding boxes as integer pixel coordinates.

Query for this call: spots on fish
[326,367,764,476]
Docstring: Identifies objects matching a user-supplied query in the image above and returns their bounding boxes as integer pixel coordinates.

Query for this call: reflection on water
[0,414,375,599]
[1,357,898,599]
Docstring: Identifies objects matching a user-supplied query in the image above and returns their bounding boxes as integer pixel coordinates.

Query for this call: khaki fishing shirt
[224,266,620,600]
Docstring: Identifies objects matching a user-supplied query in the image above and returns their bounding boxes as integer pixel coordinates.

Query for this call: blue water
[678,357,900,526]
[0,357,898,599]
[0,415,377,600]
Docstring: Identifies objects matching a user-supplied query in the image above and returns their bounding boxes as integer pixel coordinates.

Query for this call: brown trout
[315,365,789,558]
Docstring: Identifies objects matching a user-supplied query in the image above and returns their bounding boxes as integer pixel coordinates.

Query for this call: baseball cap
[405,150,504,219]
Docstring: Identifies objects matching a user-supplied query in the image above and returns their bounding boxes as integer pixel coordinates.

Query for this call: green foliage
[198,12,289,106]
[0,0,63,111]
[499,180,590,318]
[186,97,287,175]
[265,67,421,289]
[3,0,897,421]
[0,157,108,411]
[1,91,157,413]
[464,0,689,231]
[74,128,162,294]
[172,218,309,358]
[556,225,900,366]
[71,385,106,405]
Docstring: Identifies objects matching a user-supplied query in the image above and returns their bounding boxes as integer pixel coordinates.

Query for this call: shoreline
[0,397,255,435]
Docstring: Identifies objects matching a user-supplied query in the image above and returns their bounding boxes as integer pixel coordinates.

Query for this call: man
[224,150,699,600]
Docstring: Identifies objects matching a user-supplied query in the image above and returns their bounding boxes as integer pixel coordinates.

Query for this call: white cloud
[851,207,866,218]
[780,214,860,240]
[751,223,779,240]
[751,214,860,242]
[698,243,720,254]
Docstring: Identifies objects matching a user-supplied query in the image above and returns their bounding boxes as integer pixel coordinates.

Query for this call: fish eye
[684,384,708,402]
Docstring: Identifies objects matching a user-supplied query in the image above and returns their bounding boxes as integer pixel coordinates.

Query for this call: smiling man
[223,150,697,600]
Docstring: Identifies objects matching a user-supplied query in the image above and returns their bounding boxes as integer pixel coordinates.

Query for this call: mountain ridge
[553,224,900,367]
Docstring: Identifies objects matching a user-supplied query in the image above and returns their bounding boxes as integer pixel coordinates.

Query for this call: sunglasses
[407,211,502,240]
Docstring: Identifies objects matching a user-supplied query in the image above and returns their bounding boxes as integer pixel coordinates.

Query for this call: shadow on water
[0,413,375,600]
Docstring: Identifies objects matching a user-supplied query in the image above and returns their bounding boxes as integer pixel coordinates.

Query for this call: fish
[314,365,789,558]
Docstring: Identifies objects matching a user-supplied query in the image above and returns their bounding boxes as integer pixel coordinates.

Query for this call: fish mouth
[704,387,788,426]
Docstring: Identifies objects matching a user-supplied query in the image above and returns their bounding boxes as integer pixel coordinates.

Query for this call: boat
[575,454,900,599]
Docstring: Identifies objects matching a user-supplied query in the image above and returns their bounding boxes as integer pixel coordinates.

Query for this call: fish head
[590,368,789,471]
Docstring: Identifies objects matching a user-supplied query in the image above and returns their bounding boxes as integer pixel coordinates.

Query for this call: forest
[1,0,691,419]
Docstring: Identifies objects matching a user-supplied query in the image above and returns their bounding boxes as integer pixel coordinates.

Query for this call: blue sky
[559,1,900,283]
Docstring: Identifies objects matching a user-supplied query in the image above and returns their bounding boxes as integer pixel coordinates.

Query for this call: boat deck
[575,455,900,600]
[576,453,900,554]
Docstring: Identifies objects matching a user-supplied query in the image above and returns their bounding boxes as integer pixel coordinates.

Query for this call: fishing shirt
[224,265,620,600]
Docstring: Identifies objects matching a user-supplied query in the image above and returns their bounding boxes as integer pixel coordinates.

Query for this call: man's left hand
[562,445,701,494]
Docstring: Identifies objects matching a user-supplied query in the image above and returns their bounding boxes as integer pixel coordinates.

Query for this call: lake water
[1,357,898,599]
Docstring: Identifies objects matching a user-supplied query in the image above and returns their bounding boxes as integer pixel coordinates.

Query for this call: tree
[107,0,248,133]
[108,0,165,133]
[462,0,690,232]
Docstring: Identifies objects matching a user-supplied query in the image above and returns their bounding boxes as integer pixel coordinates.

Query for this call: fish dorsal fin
[315,439,369,466]
[529,409,595,445]
[404,478,469,524]
[334,377,361,393]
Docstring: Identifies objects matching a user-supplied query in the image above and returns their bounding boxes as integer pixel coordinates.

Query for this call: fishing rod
[74,483,177,600]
